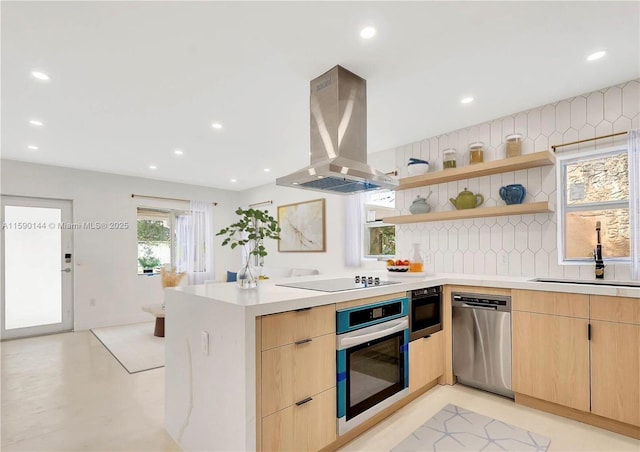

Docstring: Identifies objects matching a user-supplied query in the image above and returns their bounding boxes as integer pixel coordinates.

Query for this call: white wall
[238,183,349,275]
[383,79,639,281]
[1,160,241,330]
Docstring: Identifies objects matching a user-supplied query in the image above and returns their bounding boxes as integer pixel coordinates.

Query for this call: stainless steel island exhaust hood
[276,65,398,194]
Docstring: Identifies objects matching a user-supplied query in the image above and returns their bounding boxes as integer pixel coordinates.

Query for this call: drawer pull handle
[295,397,313,406]
[295,307,312,312]
[295,338,313,345]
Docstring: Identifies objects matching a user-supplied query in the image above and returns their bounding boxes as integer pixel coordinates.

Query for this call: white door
[1,196,73,340]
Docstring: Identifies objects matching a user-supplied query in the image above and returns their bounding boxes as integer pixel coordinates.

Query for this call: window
[137,209,174,273]
[364,190,396,258]
[557,147,630,263]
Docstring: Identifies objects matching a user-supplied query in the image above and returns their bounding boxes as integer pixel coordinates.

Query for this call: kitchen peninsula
[164,273,640,451]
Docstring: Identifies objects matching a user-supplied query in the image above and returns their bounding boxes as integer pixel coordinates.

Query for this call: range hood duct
[276,65,398,194]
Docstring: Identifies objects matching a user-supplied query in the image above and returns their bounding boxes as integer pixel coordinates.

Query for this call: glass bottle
[469,142,484,164]
[443,148,457,169]
[505,133,522,158]
[410,243,424,272]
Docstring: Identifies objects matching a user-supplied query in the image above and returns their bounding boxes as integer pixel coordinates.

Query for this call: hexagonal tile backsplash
[389,79,638,280]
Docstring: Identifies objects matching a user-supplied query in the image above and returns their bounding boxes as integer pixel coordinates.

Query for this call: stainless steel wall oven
[336,296,409,435]
[408,286,442,341]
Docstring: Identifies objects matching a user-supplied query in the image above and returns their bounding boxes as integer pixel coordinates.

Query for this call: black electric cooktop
[276,277,400,293]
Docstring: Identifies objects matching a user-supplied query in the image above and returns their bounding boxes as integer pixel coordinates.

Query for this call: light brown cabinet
[512,310,590,411]
[262,387,336,452]
[261,304,335,350]
[258,305,336,451]
[512,290,640,432]
[409,331,444,393]
[590,296,640,427]
[262,333,335,416]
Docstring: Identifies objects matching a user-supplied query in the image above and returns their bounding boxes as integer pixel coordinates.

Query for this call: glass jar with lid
[505,133,522,158]
[468,142,484,164]
[443,148,457,169]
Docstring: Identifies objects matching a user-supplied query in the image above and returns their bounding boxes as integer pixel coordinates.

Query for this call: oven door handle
[338,318,408,349]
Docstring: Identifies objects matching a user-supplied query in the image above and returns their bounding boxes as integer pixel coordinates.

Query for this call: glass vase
[237,261,262,289]
[410,243,424,272]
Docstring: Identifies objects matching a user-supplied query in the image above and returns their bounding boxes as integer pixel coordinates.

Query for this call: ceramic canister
[499,184,526,205]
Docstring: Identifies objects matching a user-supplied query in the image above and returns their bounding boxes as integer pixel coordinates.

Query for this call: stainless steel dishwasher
[452,292,513,398]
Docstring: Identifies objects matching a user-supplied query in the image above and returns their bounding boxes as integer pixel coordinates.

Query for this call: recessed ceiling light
[230,178,237,183]
[31,70,50,81]
[27,145,38,150]
[360,26,376,39]
[460,96,474,104]
[149,165,157,170]
[264,168,271,172]
[174,149,184,156]
[586,50,606,62]
[211,122,223,130]
[29,119,44,126]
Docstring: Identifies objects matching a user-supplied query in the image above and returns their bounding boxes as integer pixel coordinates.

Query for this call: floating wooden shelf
[383,202,552,224]
[397,151,555,191]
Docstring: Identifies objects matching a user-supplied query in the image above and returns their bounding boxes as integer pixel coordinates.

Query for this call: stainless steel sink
[531,278,640,288]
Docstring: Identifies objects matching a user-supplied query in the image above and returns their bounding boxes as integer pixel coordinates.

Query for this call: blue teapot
[499,184,526,205]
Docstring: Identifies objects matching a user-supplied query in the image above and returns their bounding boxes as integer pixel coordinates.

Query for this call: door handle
[61,268,71,273]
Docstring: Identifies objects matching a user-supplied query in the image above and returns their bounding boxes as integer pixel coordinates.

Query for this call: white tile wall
[390,79,639,280]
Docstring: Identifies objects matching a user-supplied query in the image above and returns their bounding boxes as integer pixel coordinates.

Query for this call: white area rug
[91,322,164,374]
[392,404,551,451]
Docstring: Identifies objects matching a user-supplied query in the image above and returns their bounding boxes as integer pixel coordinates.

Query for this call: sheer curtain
[176,200,214,285]
[345,194,364,267]
[629,129,640,280]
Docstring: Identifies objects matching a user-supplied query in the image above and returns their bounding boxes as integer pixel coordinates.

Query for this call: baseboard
[515,392,640,440]
[320,380,440,452]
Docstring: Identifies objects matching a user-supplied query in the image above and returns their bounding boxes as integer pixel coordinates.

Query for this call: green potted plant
[138,247,161,273]
[217,208,281,289]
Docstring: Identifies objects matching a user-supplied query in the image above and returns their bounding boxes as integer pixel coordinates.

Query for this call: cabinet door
[591,320,640,426]
[512,311,590,411]
[409,331,444,393]
[262,333,335,416]
[262,387,336,452]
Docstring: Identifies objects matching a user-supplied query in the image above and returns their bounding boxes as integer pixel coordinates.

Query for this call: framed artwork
[277,198,326,252]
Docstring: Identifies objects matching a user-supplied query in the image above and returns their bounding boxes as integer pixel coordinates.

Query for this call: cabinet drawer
[409,331,444,393]
[262,387,336,452]
[261,304,335,350]
[512,290,589,318]
[262,333,335,417]
[590,296,640,325]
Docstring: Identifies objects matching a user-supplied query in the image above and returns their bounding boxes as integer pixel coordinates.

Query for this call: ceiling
[2,1,639,191]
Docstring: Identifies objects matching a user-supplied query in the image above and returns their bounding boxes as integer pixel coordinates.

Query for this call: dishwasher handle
[452,293,512,312]
[459,302,498,310]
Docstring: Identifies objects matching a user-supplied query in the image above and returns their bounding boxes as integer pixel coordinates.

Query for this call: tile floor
[2,331,638,451]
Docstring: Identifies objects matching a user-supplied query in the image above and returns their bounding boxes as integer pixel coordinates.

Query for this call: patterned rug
[91,322,164,374]
[392,404,550,451]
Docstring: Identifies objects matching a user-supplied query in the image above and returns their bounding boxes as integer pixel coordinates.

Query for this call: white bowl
[407,162,429,176]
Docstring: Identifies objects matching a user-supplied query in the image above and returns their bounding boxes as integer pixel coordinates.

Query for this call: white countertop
[170,272,640,317]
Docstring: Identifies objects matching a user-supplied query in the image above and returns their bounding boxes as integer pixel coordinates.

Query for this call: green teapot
[449,188,484,210]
